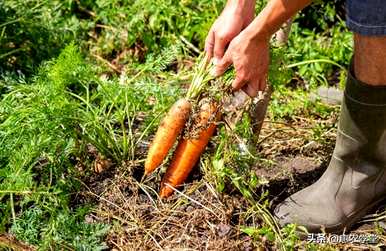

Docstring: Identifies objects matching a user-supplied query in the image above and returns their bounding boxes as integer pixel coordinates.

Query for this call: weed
[286,20,352,88]
[0,40,188,248]
[10,206,109,250]
[0,0,88,74]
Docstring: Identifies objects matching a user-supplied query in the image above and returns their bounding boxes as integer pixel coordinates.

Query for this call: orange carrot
[159,101,220,198]
[144,98,192,175]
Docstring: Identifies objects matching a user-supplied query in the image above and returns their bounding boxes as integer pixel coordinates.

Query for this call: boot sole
[326,195,386,233]
[293,195,386,236]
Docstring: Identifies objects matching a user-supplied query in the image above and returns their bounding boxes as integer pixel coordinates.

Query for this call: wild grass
[0,0,88,74]
[0,43,185,248]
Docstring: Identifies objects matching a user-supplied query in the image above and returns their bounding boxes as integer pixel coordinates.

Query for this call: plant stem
[286,58,345,70]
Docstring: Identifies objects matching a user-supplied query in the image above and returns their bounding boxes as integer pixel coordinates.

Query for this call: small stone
[186,206,194,212]
[309,86,343,105]
[216,223,231,237]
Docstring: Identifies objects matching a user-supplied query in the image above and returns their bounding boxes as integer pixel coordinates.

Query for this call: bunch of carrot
[144,57,221,198]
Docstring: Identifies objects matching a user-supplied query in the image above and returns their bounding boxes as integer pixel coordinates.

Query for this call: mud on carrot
[159,100,221,198]
[144,98,191,175]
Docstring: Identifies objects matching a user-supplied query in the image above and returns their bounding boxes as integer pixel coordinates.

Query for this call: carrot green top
[186,54,215,99]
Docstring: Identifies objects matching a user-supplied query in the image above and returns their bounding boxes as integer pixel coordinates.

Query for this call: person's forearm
[244,0,312,40]
[224,0,256,16]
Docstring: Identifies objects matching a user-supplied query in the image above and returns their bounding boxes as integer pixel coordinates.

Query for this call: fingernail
[213,57,220,65]
[258,91,264,100]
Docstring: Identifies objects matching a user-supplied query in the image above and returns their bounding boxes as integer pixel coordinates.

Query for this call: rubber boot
[274,66,386,233]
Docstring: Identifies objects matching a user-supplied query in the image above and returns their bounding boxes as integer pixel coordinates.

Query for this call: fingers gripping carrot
[144,98,192,175]
[159,101,221,198]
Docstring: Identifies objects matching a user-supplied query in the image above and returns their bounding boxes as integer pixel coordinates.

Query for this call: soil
[76,108,386,250]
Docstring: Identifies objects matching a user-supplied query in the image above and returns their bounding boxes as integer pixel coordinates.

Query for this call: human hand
[214,31,270,97]
[205,0,255,62]
[208,0,312,97]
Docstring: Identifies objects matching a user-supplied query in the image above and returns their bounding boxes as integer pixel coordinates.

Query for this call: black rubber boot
[274,66,386,233]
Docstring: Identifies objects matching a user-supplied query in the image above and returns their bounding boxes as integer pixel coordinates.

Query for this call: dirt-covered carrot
[159,101,220,198]
[144,98,192,175]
